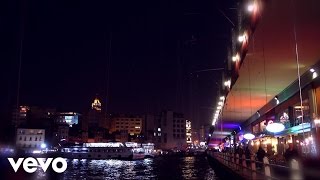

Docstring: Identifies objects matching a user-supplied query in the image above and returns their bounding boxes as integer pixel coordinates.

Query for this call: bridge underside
[214,0,320,141]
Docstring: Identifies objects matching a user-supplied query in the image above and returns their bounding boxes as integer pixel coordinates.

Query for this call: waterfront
[0,156,219,180]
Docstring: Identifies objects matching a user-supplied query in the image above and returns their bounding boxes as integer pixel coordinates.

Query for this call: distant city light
[41,143,47,149]
[220,96,225,101]
[33,150,42,154]
[218,101,223,106]
[91,97,102,111]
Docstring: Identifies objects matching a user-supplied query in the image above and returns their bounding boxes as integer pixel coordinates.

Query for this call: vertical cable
[262,31,267,104]
[291,0,305,142]
[105,29,112,116]
[248,58,253,116]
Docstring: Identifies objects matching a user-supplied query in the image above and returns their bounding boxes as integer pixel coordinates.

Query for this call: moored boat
[59,142,140,160]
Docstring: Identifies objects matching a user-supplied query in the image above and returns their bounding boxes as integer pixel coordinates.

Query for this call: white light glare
[274,96,279,104]
[266,123,285,133]
[224,80,231,88]
[238,35,245,42]
[310,68,315,73]
[220,96,225,101]
[314,119,320,125]
[41,143,47,149]
[312,72,318,79]
[247,4,255,12]
[256,111,260,117]
[218,101,223,106]
[244,133,255,140]
[217,106,222,110]
[232,54,239,62]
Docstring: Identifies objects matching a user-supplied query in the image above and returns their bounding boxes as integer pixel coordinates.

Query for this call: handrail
[208,151,301,180]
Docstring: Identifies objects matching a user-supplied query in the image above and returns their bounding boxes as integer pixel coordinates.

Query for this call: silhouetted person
[245,146,252,166]
[284,143,299,163]
[256,146,266,169]
[238,145,244,164]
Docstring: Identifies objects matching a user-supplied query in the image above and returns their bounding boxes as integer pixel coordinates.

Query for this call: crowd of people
[230,142,300,167]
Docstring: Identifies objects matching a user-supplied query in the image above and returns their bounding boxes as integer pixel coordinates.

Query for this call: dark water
[1,156,219,180]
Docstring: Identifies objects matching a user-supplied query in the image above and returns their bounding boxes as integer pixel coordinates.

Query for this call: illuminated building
[110,114,143,136]
[16,128,45,153]
[80,96,107,143]
[55,112,80,127]
[12,106,30,127]
[153,111,187,150]
[91,97,102,111]
[186,120,192,144]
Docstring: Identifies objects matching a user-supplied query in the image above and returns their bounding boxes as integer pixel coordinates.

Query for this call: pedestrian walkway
[207,151,319,180]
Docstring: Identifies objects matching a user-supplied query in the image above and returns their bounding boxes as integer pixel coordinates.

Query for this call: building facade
[153,111,187,150]
[55,112,80,127]
[16,128,45,153]
[110,114,143,136]
[12,106,29,127]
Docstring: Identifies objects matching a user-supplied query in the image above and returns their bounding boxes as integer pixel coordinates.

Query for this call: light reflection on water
[31,156,218,180]
[61,158,155,180]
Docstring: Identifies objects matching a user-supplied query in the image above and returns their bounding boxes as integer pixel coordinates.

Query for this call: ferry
[59,142,155,160]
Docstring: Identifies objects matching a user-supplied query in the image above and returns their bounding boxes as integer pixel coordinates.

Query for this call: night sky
[1,0,235,129]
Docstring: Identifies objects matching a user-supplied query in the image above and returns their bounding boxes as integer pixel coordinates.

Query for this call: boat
[59,142,146,160]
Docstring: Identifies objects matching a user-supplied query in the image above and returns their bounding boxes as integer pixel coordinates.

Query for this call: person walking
[256,146,266,169]
[284,143,299,163]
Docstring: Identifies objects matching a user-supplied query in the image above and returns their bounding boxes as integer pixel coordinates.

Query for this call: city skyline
[1,1,233,130]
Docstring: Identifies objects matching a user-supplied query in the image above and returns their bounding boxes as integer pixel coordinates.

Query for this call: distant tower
[91,96,102,111]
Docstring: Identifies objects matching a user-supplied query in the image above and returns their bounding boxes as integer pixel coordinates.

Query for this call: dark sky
[1,0,235,128]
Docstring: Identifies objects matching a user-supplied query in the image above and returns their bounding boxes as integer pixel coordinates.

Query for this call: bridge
[208,0,320,175]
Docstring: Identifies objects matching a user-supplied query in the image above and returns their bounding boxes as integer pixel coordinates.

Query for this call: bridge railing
[209,151,302,180]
